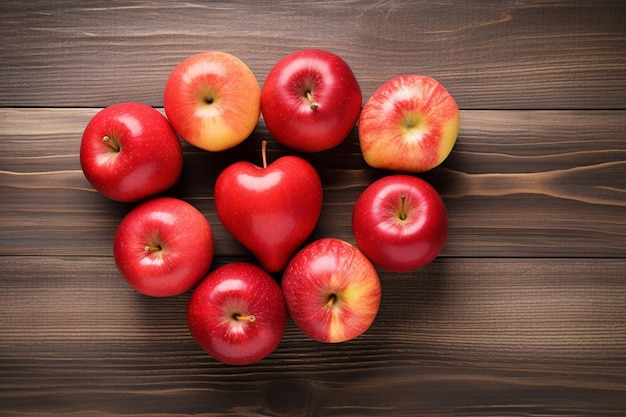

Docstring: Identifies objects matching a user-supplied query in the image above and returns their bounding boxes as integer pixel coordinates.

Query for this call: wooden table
[2,1,625,416]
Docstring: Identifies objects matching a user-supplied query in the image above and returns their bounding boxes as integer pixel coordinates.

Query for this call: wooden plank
[2,1,625,416]
[1,109,625,258]
[1,1,625,109]
[1,256,625,416]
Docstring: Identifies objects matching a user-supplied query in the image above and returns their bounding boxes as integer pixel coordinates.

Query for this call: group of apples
[79,49,460,365]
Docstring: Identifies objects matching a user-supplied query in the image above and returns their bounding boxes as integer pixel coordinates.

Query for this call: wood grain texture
[1,1,625,416]
[1,109,625,258]
[1,0,626,109]
[1,257,625,416]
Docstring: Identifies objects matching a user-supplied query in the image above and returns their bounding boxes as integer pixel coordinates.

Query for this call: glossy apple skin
[282,238,381,343]
[352,175,448,272]
[358,74,460,172]
[80,102,183,203]
[187,262,287,365]
[214,154,323,273]
[164,51,261,152]
[113,197,214,297]
[261,48,362,152]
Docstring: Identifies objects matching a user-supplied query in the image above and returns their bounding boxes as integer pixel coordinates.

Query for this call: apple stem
[102,136,120,152]
[261,140,268,169]
[305,91,319,110]
[399,194,407,220]
[325,294,337,310]
[144,245,161,252]
[234,314,256,323]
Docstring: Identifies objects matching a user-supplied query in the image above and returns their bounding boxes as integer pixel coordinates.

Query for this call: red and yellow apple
[358,74,460,172]
[164,51,261,152]
[281,238,381,343]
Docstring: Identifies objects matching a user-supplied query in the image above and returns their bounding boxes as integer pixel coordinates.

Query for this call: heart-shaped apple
[214,141,323,272]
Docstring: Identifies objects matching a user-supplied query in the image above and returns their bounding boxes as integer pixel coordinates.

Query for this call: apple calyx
[102,135,120,152]
[402,113,424,130]
[305,90,319,110]
[234,314,256,322]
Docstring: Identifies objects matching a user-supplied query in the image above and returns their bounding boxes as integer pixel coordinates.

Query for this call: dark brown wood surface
[1,1,625,416]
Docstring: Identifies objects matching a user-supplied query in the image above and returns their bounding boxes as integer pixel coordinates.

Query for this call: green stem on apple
[305,91,319,110]
[261,140,268,168]
[102,136,120,152]
[325,294,337,310]
[234,314,256,322]
[399,194,407,221]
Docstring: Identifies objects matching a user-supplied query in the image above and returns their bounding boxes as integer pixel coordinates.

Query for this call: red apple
[352,174,448,272]
[282,238,381,343]
[80,102,183,203]
[261,48,362,152]
[358,74,460,172]
[164,51,261,152]
[113,197,214,297]
[214,141,323,273]
[187,262,287,365]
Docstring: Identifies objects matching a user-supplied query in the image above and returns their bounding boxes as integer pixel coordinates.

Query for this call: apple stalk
[325,294,337,310]
[305,91,319,110]
[261,140,268,168]
[234,314,256,322]
[102,136,120,152]
[144,244,162,252]
[398,194,407,220]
